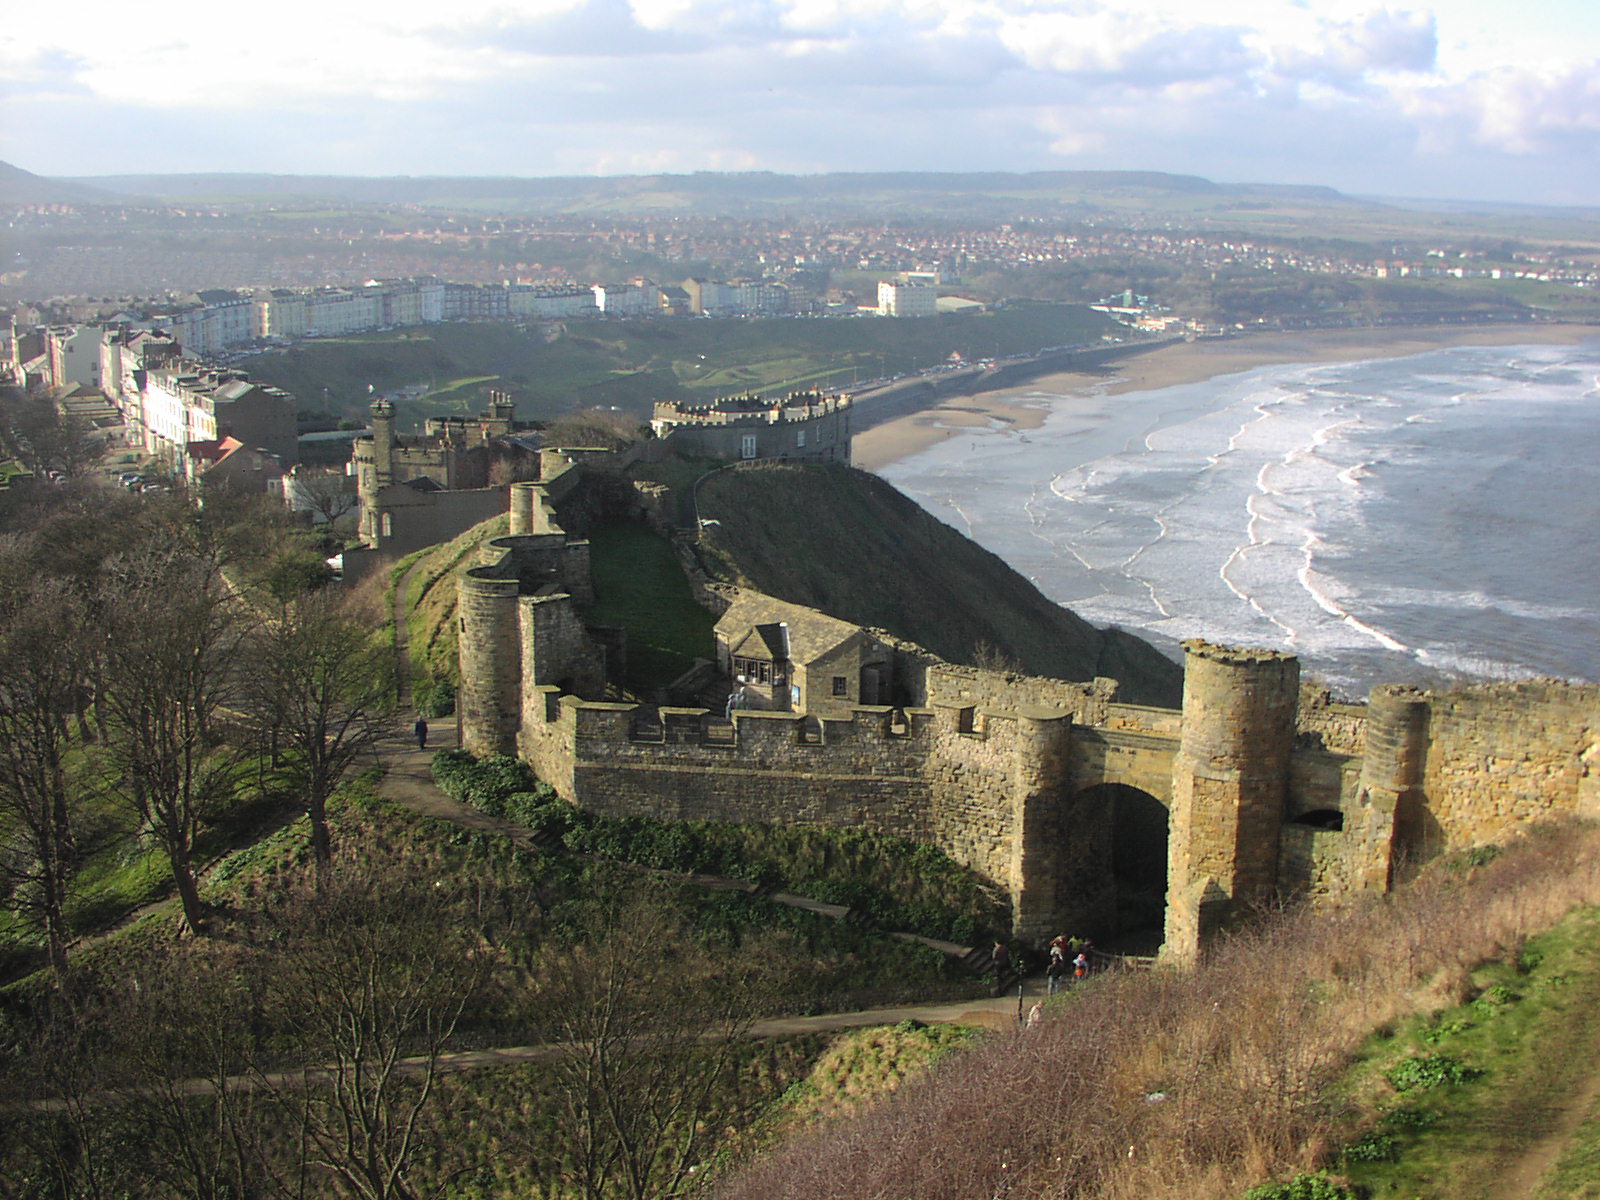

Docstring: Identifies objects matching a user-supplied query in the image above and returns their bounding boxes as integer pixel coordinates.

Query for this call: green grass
[586,519,716,692]
[1340,907,1600,1199]
[242,304,1119,425]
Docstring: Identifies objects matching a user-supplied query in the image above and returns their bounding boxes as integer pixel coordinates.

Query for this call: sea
[880,339,1600,700]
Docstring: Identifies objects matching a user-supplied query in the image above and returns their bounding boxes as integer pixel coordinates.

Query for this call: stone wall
[1410,681,1600,855]
[458,465,1600,957]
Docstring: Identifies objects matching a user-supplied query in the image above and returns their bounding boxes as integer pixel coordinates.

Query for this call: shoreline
[850,324,1599,472]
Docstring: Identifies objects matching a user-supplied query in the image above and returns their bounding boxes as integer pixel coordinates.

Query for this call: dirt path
[1482,971,1600,1200]
[1490,1065,1600,1200]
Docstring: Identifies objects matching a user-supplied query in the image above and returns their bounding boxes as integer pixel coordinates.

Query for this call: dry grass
[714,821,1600,1200]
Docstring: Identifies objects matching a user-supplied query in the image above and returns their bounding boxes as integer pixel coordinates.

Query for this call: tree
[1,386,104,478]
[255,850,494,1200]
[243,590,394,865]
[0,576,95,982]
[291,469,361,531]
[530,895,783,1200]
[95,543,243,934]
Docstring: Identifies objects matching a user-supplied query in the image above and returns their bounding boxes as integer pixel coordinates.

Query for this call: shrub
[412,673,456,718]
[1243,1173,1358,1200]
[1379,1104,1437,1131]
[1471,984,1519,1014]
[1342,1130,1398,1162]
[1387,1053,1485,1092]
[1422,1015,1474,1043]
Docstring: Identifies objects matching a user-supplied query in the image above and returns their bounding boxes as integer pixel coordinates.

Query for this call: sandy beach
[850,324,1599,472]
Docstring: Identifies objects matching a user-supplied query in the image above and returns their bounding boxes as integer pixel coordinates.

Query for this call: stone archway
[1073,782,1169,952]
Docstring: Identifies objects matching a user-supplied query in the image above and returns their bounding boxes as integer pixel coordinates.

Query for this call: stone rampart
[459,491,1600,957]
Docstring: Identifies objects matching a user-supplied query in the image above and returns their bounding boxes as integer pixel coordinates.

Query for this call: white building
[877,281,937,318]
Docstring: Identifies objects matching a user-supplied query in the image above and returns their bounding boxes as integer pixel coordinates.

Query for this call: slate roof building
[715,592,894,715]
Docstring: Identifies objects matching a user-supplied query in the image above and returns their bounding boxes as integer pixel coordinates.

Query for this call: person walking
[414,717,428,750]
[1046,953,1067,996]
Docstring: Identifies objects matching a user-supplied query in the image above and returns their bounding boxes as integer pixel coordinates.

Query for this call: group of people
[988,934,1096,998]
[1045,933,1092,995]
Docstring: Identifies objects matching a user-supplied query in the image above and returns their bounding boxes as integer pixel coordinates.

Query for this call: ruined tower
[1164,641,1300,960]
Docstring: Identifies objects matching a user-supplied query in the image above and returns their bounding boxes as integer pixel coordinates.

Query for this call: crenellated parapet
[459,534,1600,958]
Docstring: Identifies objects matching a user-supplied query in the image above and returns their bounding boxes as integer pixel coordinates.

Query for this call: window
[741,434,757,459]
[797,428,807,448]
[733,657,773,684]
[831,676,847,697]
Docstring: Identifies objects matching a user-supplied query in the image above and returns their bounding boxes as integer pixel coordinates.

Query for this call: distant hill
[694,463,1184,708]
[0,160,129,207]
[57,167,1389,220]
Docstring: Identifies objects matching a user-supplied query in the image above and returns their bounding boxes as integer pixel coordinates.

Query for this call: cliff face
[693,462,1184,708]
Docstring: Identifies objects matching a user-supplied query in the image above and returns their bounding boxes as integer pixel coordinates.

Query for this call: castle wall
[1412,681,1600,854]
[458,458,1600,959]
[534,699,935,834]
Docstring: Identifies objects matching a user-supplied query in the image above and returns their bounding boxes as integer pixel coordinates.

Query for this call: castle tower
[1360,685,1430,885]
[509,482,538,536]
[457,568,523,756]
[370,398,396,489]
[1164,641,1300,961]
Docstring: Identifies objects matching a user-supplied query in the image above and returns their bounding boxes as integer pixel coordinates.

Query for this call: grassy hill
[691,462,1183,707]
[242,303,1118,426]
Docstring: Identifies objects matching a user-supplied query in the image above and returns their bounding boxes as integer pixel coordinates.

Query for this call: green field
[243,303,1120,427]
[586,519,718,692]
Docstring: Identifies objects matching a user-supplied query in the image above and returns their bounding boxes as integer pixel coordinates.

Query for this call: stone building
[650,390,851,463]
[349,391,537,548]
[716,592,897,716]
[456,472,1600,960]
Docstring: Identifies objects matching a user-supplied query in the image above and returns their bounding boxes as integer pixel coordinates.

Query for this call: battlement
[459,517,1600,957]
[652,389,850,427]
[649,390,852,463]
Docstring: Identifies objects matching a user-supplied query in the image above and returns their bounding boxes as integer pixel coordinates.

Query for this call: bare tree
[95,544,243,934]
[242,590,394,865]
[291,469,360,531]
[0,577,95,982]
[531,895,783,1200]
[254,851,494,1200]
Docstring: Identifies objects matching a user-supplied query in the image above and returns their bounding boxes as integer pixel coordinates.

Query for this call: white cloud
[0,0,1595,204]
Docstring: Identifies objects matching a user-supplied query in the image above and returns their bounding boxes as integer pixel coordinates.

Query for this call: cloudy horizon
[2,0,1597,207]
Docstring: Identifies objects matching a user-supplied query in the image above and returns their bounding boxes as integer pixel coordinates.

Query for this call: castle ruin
[457,476,1600,960]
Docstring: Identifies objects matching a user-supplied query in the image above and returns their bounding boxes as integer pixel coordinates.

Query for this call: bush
[1379,1105,1437,1131]
[1471,984,1519,1014]
[413,673,456,718]
[1342,1130,1398,1162]
[1386,1053,1485,1092]
[1243,1173,1358,1200]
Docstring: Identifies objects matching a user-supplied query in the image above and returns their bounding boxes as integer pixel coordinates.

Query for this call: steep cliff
[692,462,1184,708]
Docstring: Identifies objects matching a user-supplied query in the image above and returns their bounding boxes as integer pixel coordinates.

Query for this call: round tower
[1359,685,1430,885]
[1164,641,1300,959]
[457,568,523,757]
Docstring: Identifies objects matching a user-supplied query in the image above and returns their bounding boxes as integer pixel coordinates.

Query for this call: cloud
[998,11,1254,87]
[1397,60,1600,155]
[1272,9,1438,89]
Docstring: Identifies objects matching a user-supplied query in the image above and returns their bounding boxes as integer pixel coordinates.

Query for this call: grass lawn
[585,519,716,693]
[1340,906,1600,1199]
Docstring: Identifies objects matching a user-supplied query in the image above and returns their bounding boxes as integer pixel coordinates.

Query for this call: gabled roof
[731,622,789,663]
[717,593,864,667]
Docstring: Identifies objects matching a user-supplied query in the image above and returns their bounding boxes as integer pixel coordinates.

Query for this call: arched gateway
[459,523,1600,962]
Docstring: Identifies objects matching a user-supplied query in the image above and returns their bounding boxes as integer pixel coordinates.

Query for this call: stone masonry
[458,500,1600,959]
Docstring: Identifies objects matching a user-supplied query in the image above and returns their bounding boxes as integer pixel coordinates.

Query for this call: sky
[2,0,1597,206]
